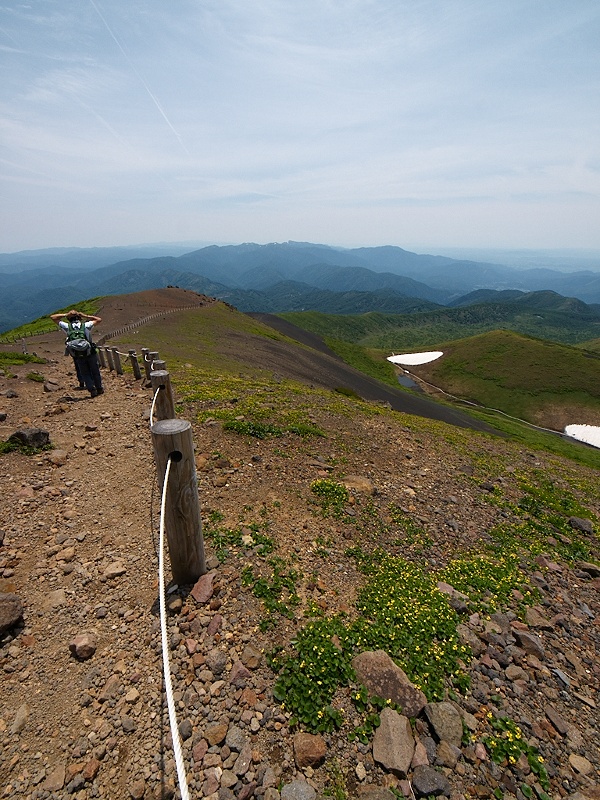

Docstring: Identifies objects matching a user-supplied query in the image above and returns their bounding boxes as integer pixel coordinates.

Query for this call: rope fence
[96,340,204,799]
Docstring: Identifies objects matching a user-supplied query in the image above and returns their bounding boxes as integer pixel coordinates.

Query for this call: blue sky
[1,0,599,253]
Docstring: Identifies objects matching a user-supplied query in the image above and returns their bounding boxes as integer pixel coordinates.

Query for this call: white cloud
[1,0,599,250]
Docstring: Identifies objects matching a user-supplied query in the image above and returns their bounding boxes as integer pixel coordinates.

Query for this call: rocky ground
[1,294,599,800]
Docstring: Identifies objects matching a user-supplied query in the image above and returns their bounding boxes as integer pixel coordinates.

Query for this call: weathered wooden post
[151,419,205,584]
[111,347,123,375]
[129,350,142,380]
[105,348,115,371]
[141,348,151,380]
[97,347,107,368]
[150,369,176,421]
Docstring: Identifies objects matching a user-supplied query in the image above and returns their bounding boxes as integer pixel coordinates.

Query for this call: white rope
[149,386,161,428]
[159,457,190,800]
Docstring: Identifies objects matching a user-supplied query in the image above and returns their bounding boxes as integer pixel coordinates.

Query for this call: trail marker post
[129,350,142,380]
[111,348,123,375]
[150,369,176,421]
[151,419,205,585]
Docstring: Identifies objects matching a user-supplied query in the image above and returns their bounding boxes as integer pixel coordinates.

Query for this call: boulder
[352,650,427,716]
[372,707,415,775]
[8,427,50,448]
[424,702,463,747]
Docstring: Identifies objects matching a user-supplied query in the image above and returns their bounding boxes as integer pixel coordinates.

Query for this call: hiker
[50,309,104,397]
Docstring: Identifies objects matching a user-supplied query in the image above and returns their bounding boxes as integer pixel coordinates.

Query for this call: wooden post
[151,419,205,584]
[148,351,159,371]
[129,350,142,380]
[111,347,123,375]
[105,347,115,371]
[150,369,176,421]
[97,347,107,368]
[141,348,151,380]
[152,359,167,371]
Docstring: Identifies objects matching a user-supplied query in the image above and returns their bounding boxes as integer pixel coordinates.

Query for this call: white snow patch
[387,351,444,366]
[564,424,600,449]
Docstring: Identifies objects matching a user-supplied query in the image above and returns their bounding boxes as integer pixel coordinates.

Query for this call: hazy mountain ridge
[2,240,600,332]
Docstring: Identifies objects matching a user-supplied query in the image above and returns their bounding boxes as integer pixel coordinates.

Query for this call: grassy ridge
[279,302,600,349]
[0,298,103,343]
[408,330,600,434]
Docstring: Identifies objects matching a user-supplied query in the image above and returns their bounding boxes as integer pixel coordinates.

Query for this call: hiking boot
[96,387,104,395]
[90,389,98,398]
[75,384,86,390]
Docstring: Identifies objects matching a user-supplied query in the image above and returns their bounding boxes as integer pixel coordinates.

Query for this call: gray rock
[411,764,452,798]
[205,647,228,675]
[0,592,23,633]
[577,561,600,578]
[225,725,248,752]
[457,624,486,657]
[424,702,463,747]
[512,630,545,659]
[352,650,427,716]
[568,517,594,534]
[372,707,415,775]
[8,427,49,448]
[10,703,29,734]
[280,780,316,800]
[234,743,252,776]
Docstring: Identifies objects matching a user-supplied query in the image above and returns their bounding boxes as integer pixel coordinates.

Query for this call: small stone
[42,763,66,792]
[411,765,451,798]
[129,778,146,799]
[293,732,327,768]
[569,754,594,775]
[103,561,127,579]
[205,722,228,746]
[280,779,317,800]
[241,644,262,669]
[69,632,98,660]
[10,703,29,734]
[190,571,216,604]
[0,593,23,633]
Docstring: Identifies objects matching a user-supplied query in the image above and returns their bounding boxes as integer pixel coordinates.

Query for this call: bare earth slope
[1,290,599,800]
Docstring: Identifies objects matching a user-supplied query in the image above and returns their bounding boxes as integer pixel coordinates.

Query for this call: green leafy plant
[310,479,349,518]
[272,615,353,731]
[26,372,45,382]
[241,558,301,630]
[483,713,549,791]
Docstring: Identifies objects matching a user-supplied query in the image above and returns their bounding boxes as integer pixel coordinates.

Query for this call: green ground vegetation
[0,299,102,343]
[279,302,600,349]
[0,352,46,369]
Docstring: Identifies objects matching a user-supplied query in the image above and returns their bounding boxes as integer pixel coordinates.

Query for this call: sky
[1,0,600,254]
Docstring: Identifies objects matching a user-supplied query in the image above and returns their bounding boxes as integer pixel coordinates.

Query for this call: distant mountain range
[1,240,600,333]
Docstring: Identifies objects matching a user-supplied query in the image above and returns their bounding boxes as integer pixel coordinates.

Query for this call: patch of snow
[387,351,443,366]
[564,424,600,449]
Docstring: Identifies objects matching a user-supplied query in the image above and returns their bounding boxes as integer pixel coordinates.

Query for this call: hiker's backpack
[65,321,93,358]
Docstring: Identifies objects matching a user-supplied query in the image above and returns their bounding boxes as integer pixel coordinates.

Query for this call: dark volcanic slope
[247,313,502,435]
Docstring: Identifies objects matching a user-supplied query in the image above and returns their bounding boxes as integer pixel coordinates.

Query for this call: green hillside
[279,299,600,349]
[409,330,600,431]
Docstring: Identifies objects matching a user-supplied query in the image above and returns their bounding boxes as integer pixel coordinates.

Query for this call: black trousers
[72,353,102,392]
